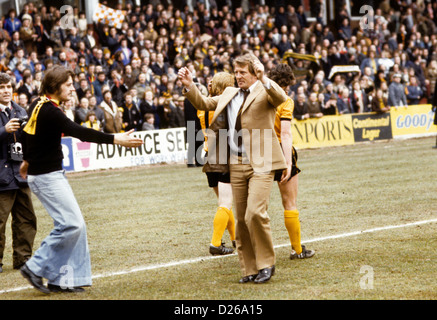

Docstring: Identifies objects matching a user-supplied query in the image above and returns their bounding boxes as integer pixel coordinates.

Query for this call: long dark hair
[39,65,74,96]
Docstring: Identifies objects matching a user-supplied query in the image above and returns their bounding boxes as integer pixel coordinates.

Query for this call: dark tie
[234,89,250,148]
[5,107,11,119]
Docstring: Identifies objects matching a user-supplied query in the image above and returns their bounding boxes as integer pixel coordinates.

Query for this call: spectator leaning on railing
[388,73,408,108]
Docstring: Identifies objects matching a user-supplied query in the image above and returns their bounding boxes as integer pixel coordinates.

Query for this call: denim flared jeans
[25,170,92,287]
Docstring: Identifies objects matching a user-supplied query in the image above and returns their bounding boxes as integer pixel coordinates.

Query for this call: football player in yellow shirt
[268,63,315,259]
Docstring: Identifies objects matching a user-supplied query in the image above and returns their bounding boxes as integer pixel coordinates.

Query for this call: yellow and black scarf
[23,95,60,135]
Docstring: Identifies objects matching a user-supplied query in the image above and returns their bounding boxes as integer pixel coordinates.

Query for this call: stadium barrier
[61,105,436,172]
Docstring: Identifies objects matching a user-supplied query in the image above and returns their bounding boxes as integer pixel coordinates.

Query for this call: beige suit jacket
[184,80,287,173]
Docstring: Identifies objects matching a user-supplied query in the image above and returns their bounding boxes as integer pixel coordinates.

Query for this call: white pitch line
[275,218,437,248]
[1,218,436,295]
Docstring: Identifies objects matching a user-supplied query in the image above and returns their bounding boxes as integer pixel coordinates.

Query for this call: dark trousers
[0,187,37,269]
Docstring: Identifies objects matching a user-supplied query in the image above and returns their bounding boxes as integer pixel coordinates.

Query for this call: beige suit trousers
[230,160,275,276]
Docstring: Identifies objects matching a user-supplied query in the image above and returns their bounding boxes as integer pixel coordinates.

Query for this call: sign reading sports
[292,114,354,149]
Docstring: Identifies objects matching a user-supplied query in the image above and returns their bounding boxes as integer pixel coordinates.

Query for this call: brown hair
[144,113,154,121]
[39,65,74,96]
[267,63,296,89]
[85,111,96,121]
[209,72,235,96]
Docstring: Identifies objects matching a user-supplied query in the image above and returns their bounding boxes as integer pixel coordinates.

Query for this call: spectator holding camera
[0,72,36,273]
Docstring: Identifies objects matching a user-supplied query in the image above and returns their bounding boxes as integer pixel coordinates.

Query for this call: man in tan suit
[178,53,290,283]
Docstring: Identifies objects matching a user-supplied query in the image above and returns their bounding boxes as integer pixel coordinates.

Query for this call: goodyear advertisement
[390,104,437,137]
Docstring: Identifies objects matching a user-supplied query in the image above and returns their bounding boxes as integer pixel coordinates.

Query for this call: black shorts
[274,146,301,182]
[206,172,231,188]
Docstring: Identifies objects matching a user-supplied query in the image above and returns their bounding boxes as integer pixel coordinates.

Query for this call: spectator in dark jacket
[106,27,121,54]
[140,90,160,129]
[122,91,142,131]
[151,53,169,77]
[406,76,423,105]
[0,72,36,273]
[338,18,352,41]
[92,72,108,105]
[388,73,407,107]
[371,88,390,113]
[337,87,353,114]
[7,31,25,54]
[293,93,310,120]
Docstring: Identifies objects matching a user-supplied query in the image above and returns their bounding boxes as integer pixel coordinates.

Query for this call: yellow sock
[211,207,229,247]
[226,208,236,241]
[284,209,302,254]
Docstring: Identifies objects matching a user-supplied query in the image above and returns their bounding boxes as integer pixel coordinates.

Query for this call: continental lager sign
[352,113,393,142]
[292,115,354,149]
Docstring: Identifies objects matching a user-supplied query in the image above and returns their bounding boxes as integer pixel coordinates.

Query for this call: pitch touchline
[2,218,436,294]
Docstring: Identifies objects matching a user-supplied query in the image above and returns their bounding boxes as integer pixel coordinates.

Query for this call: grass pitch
[0,136,436,300]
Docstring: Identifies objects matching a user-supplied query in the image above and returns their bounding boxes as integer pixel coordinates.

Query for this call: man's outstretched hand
[113,129,143,148]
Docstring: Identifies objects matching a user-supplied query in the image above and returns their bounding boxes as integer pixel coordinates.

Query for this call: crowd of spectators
[1,0,436,133]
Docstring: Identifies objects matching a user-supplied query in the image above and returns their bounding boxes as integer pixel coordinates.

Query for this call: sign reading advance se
[62,128,187,172]
[352,113,392,142]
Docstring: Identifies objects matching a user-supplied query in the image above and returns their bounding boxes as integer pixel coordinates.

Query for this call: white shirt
[184,78,271,156]
[0,103,11,113]
[227,80,271,155]
[86,34,96,49]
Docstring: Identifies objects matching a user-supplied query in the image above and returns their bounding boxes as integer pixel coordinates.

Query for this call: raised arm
[251,57,288,107]
[178,67,194,90]
[178,67,219,112]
